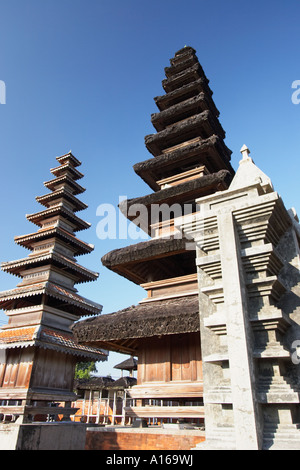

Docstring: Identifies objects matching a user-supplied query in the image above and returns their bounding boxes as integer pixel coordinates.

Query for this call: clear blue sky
[0,0,299,377]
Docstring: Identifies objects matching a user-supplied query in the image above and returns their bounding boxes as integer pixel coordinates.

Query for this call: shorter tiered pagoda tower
[0,152,106,426]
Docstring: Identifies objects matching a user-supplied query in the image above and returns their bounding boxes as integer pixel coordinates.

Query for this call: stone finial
[229,143,273,192]
[240,144,251,160]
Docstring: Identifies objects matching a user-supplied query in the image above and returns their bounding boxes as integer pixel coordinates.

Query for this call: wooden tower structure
[0,152,106,424]
[74,47,235,424]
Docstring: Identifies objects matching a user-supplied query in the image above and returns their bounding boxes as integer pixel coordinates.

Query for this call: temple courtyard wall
[0,423,205,450]
[84,426,205,451]
[0,422,89,450]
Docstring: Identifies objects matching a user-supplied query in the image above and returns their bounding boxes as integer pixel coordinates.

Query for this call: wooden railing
[0,403,78,423]
[125,382,204,422]
[125,405,204,419]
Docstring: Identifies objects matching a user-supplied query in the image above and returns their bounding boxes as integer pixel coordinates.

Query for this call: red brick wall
[85,429,205,451]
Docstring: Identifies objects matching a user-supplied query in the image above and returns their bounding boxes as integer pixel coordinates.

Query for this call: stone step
[263,423,300,450]
[263,439,300,450]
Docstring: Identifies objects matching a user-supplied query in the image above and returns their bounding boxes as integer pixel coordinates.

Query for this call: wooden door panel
[138,332,202,385]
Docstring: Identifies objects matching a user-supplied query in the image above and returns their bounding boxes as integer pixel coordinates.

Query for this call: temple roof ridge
[35,187,88,212]
[14,227,94,254]
[0,280,102,315]
[26,204,91,231]
[56,150,82,167]
[50,162,84,180]
[1,250,99,283]
[44,175,86,195]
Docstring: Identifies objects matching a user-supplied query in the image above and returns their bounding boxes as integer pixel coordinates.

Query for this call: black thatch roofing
[119,170,232,228]
[75,376,115,390]
[164,50,198,79]
[73,295,199,354]
[109,376,137,389]
[101,236,187,270]
[133,135,233,191]
[151,93,220,132]
[154,76,210,112]
[114,356,138,371]
[144,110,225,157]
[161,62,207,94]
[74,376,137,390]
[101,235,196,286]
[134,135,232,175]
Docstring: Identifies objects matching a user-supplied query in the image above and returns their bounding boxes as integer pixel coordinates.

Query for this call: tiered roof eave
[44,175,86,195]
[26,205,91,231]
[35,188,88,212]
[134,134,234,191]
[0,281,102,316]
[1,250,99,284]
[14,227,94,256]
[73,295,200,355]
[56,151,82,167]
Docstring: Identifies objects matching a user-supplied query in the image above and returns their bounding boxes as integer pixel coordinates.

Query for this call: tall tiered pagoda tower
[0,152,106,425]
[75,47,235,425]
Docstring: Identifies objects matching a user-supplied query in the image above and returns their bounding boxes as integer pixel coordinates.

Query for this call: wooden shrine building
[74,46,235,425]
[0,152,106,425]
[73,366,137,425]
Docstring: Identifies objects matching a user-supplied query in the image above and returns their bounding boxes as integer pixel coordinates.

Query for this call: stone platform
[0,422,89,450]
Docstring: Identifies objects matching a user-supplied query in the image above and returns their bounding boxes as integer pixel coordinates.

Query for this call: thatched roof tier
[162,62,208,94]
[164,47,198,78]
[119,170,232,233]
[101,236,196,285]
[75,376,137,391]
[114,356,138,371]
[145,110,225,157]
[154,77,211,112]
[75,376,115,390]
[133,135,233,191]
[102,236,186,269]
[151,93,220,132]
[110,376,137,389]
[73,295,199,355]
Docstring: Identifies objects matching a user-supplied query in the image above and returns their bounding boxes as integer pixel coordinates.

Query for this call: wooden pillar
[112,391,117,425]
[121,390,126,426]
[96,389,102,424]
[87,390,92,423]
